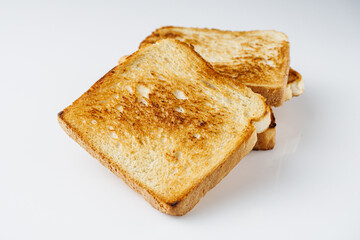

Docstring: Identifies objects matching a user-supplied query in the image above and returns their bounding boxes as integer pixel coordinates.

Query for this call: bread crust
[247,84,286,107]
[166,129,257,215]
[58,112,257,216]
[58,112,172,213]
[253,110,276,150]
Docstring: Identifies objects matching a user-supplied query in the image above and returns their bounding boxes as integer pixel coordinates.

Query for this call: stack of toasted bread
[58,27,304,216]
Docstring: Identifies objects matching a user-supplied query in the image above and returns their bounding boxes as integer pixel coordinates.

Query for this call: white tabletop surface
[1,0,360,239]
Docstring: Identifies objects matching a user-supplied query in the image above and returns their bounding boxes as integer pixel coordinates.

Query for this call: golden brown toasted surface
[140,26,291,106]
[117,54,275,151]
[288,68,301,84]
[59,39,270,215]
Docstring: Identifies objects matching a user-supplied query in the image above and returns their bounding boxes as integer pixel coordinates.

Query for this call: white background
[1,0,360,239]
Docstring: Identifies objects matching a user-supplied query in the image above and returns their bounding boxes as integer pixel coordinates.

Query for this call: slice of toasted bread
[140,26,295,107]
[58,39,271,215]
[118,55,276,151]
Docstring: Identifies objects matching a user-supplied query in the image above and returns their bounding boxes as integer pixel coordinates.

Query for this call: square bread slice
[58,39,271,215]
[140,26,304,107]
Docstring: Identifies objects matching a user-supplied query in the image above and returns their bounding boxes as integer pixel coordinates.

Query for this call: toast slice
[140,26,301,107]
[58,39,271,215]
[118,55,276,150]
